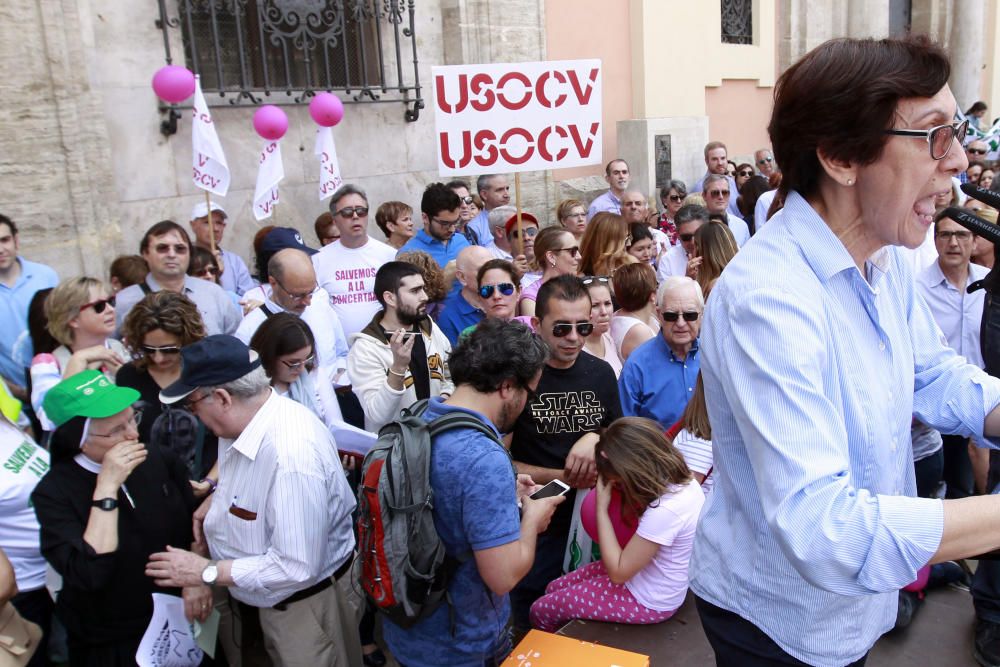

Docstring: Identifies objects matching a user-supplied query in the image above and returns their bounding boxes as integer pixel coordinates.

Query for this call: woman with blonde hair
[579,212,634,278]
[692,221,738,298]
[30,277,127,432]
[609,262,659,361]
[519,226,580,317]
[557,198,589,243]
[529,417,704,632]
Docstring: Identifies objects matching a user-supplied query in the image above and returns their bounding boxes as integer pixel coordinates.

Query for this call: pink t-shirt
[625,479,705,611]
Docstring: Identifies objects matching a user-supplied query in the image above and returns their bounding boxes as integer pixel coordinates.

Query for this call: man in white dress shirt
[657,205,709,282]
[146,335,360,666]
[702,174,750,247]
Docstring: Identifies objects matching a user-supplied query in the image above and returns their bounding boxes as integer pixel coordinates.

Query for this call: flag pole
[205,189,216,255]
[514,173,524,257]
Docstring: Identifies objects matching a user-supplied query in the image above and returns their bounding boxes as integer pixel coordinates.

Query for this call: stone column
[948,0,985,110]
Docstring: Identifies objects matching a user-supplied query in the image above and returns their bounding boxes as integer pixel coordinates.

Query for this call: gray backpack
[356,399,507,629]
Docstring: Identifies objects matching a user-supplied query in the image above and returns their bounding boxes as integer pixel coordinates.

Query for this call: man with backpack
[371,318,564,667]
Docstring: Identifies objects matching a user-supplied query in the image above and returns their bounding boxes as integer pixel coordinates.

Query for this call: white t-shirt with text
[312,238,397,338]
[0,422,49,591]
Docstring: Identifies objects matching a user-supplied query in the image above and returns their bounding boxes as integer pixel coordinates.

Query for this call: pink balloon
[253,105,288,141]
[151,66,195,104]
[580,488,639,548]
[309,92,345,127]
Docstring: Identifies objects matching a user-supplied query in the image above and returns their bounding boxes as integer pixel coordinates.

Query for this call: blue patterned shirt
[690,191,1000,667]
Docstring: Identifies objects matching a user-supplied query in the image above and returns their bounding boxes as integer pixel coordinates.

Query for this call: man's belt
[272,555,352,611]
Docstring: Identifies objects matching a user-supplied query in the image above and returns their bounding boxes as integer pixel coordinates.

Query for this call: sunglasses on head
[80,295,116,314]
[581,276,610,286]
[141,344,181,355]
[479,282,515,299]
[551,321,594,337]
[662,310,700,322]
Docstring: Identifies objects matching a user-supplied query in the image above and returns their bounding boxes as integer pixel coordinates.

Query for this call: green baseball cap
[43,370,140,428]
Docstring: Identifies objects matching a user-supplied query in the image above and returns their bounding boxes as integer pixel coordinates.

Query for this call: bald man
[436,245,493,344]
[234,248,350,424]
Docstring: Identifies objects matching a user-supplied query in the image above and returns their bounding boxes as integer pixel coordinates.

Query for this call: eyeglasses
[153,243,189,255]
[274,277,319,301]
[80,296,116,314]
[738,170,753,177]
[968,148,988,155]
[479,282,516,299]
[581,276,610,285]
[667,194,686,203]
[459,195,474,205]
[884,119,968,160]
[936,230,974,242]
[511,226,539,238]
[431,216,461,228]
[184,391,211,410]
[141,344,182,356]
[89,410,143,439]
[195,266,218,277]
[756,156,773,164]
[282,354,315,370]
[707,189,730,198]
[554,246,580,257]
[551,321,594,337]
[679,233,696,243]
[662,311,700,323]
[334,206,369,219]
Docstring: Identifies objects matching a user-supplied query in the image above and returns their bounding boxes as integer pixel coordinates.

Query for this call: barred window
[157,0,424,120]
[721,0,753,45]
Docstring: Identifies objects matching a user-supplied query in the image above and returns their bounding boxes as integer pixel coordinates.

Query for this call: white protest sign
[136,593,203,667]
[433,59,602,176]
[191,77,230,196]
[253,140,284,220]
[315,127,344,201]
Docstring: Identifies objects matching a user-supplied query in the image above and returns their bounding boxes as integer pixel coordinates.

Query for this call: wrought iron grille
[155,0,424,121]
[721,0,753,45]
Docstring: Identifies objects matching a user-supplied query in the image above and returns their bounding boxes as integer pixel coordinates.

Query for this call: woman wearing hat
[30,370,209,666]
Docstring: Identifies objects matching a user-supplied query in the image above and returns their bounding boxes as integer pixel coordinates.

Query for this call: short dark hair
[140,220,192,254]
[476,258,522,287]
[189,247,219,278]
[675,204,710,228]
[769,35,950,200]
[373,261,422,308]
[536,274,590,321]
[0,214,17,237]
[421,182,461,219]
[627,222,654,247]
[109,255,148,289]
[249,313,316,380]
[605,159,628,176]
[448,318,549,394]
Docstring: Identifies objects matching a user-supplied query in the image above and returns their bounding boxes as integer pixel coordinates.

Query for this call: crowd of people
[8,33,1000,667]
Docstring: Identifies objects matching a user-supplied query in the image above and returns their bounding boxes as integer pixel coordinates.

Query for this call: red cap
[504,212,539,236]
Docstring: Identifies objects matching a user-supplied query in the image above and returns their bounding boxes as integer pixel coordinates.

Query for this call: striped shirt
[691,191,1000,667]
[673,427,713,495]
[203,391,355,608]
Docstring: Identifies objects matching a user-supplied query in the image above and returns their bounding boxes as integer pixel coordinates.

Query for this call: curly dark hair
[395,251,448,302]
[448,318,549,394]
[121,292,207,369]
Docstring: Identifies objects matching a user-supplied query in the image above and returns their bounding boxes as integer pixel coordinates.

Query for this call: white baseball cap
[190,201,228,221]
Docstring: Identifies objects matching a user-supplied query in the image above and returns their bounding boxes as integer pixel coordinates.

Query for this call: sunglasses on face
[757,156,773,164]
[196,266,218,276]
[679,233,696,243]
[479,282,515,299]
[79,295,116,314]
[334,206,369,219]
[708,189,730,198]
[554,246,580,257]
[738,170,753,177]
[551,321,594,337]
[512,226,539,238]
[968,148,988,155]
[459,195,474,205]
[154,243,189,255]
[141,344,181,355]
[282,354,315,370]
[667,194,685,202]
[662,310,700,322]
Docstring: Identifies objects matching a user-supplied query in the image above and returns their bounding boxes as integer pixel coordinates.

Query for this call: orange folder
[502,629,650,666]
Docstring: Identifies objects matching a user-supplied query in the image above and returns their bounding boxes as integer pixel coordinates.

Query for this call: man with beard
[587,159,630,221]
[382,318,563,667]
[347,261,454,432]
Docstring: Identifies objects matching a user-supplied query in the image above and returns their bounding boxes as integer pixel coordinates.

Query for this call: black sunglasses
[756,156,773,164]
[667,194,685,202]
[479,282,515,299]
[662,310,700,322]
[79,295,116,314]
[679,233,696,242]
[551,321,594,337]
[334,206,369,219]
[459,195,474,205]
[738,170,753,177]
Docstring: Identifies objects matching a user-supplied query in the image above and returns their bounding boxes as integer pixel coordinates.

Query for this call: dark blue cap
[159,335,262,404]
[260,227,317,257]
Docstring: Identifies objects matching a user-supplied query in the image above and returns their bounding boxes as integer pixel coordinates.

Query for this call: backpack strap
[139,280,152,295]
[260,303,277,318]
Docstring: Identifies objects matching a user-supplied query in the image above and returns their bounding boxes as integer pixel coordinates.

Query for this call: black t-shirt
[381,324,431,401]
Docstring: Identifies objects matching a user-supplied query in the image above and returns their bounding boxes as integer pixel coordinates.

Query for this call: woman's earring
[846,178,854,186]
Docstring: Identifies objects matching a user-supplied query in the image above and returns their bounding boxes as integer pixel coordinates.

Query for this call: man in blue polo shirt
[399,182,470,268]
[436,245,491,344]
[619,276,702,429]
[0,214,58,399]
[382,318,563,667]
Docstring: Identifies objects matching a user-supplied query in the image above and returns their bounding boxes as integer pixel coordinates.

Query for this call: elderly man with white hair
[618,276,703,429]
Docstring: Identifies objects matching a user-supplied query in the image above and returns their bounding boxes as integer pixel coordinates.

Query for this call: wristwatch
[91,497,118,511]
[201,562,219,586]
